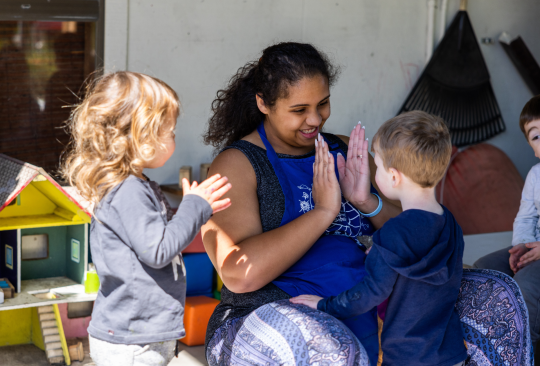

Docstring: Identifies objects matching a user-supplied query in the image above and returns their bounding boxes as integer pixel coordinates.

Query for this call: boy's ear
[389,168,402,188]
[256,94,269,115]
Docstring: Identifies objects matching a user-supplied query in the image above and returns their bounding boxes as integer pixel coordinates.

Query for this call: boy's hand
[312,134,341,218]
[517,242,540,269]
[509,243,528,273]
[182,174,232,214]
[337,122,372,209]
[289,295,323,309]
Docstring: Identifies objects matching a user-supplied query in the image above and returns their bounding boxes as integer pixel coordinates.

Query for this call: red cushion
[435,144,524,235]
[182,232,205,253]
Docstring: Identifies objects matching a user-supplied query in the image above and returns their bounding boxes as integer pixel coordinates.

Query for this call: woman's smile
[299,126,319,139]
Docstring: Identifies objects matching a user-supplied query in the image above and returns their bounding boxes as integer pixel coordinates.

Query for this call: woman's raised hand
[337,122,372,208]
[312,134,341,218]
[182,174,232,214]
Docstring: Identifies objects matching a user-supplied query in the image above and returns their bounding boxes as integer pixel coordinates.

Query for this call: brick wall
[0,21,92,176]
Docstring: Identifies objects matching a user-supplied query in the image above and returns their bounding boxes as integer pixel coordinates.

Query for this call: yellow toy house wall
[0,308,32,346]
[0,183,55,218]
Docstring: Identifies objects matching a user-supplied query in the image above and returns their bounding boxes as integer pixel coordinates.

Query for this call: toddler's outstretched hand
[517,242,540,269]
[289,294,323,310]
[182,174,232,214]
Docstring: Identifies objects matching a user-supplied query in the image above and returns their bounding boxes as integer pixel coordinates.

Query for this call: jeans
[474,246,540,350]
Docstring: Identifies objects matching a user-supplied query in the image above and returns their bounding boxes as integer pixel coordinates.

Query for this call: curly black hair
[203,42,339,152]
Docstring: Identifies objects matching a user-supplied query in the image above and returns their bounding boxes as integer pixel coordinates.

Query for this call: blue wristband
[358,193,383,217]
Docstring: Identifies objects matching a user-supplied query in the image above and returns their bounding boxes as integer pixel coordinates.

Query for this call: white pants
[89,335,176,366]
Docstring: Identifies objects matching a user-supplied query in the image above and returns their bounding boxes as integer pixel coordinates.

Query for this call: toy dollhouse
[0,153,95,364]
[0,153,92,299]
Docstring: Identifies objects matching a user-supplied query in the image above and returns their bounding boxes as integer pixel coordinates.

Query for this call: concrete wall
[104,0,540,200]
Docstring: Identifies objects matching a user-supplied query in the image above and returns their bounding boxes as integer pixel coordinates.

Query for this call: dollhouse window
[5,245,13,269]
[67,300,93,319]
[21,234,48,260]
[0,0,103,179]
[6,194,19,206]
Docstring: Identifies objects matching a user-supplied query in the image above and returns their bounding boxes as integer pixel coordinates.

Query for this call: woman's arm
[202,138,341,293]
[336,128,401,229]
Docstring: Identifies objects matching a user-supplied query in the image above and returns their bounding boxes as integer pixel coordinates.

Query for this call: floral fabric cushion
[457,269,533,366]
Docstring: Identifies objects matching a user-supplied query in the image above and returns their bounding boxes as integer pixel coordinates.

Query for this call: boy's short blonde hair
[62,71,180,203]
[372,111,452,188]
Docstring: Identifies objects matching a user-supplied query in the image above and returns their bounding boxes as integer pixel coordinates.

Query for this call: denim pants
[474,246,540,349]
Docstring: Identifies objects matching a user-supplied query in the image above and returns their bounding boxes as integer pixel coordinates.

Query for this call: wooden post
[179,166,192,187]
[200,163,211,183]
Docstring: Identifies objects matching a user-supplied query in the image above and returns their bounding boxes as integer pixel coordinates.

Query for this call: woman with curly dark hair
[202,42,401,365]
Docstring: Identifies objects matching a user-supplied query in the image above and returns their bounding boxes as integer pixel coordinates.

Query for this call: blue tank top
[257,123,379,364]
[256,123,375,294]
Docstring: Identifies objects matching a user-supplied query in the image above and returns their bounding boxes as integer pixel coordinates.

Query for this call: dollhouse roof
[0,154,37,210]
[0,154,91,230]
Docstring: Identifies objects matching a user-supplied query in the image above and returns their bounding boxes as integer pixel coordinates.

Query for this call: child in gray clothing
[62,71,231,366]
[475,94,540,351]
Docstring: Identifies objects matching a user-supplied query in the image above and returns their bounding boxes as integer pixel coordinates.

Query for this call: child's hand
[312,134,341,218]
[517,242,540,270]
[182,174,232,214]
[289,295,323,309]
[337,122,372,209]
[509,243,528,273]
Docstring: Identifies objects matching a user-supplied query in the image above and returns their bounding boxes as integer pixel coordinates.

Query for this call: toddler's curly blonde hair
[62,71,180,203]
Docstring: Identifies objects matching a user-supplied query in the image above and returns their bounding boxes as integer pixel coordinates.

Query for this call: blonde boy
[292,111,467,366]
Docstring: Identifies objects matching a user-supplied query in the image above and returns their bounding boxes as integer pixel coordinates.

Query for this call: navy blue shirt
[318,207,467,366]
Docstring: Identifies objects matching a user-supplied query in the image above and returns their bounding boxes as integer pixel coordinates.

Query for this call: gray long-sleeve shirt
[513,163,540,246]
[88,175,212,344]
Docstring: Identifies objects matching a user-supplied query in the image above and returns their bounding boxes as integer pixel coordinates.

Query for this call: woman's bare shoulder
[210,148,255,182]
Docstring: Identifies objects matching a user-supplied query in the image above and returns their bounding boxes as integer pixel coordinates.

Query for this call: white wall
[104,0,540,193]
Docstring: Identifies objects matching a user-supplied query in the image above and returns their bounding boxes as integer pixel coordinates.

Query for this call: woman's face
[258,74,330,155]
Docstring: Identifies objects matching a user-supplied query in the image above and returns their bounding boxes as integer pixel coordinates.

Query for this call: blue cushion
[184,253,214,296]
